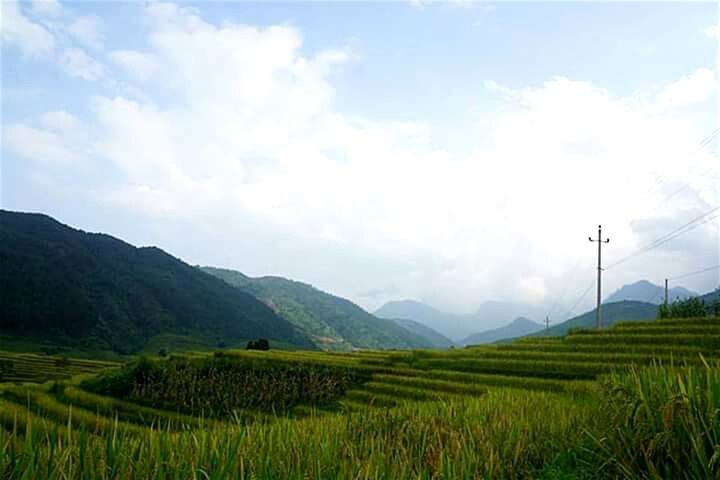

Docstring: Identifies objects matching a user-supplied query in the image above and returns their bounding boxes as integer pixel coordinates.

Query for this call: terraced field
[0,316,718,479]
[0,351,118,383]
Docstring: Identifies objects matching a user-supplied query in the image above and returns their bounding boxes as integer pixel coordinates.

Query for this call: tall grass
[589,361,720,479]
[0,389,595,479]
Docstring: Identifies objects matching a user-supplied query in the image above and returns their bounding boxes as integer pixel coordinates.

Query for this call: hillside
[202,267,433,350]
[526,301,658,338]
[0,210,314,354]
[389,318,455,348]
[605,280,697,304]
[460,317,543,346]
[375,299,545,340]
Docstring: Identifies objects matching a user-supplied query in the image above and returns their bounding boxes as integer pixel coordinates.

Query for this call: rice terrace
[1,311,720,479]
[2,0,720,479]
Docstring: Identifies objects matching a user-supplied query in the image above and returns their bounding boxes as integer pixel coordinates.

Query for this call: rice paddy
[1,316,718,479]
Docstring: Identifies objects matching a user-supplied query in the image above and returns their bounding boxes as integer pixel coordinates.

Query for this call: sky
[2,0,719,322]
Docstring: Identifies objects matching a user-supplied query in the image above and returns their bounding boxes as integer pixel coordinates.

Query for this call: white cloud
[3,124,82,167]
[1,0,55,56]
[3,1,717,311]
[40,110,79,131]
[109,50,158,79]
[654,68,717,111]
[65,14,103,50]
[58,47,104,80]
[704,25,720,40]
[31,0,63,18]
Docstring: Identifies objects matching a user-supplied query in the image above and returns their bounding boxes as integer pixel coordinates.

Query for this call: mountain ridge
[605,280,697,305]
[202,267,434,351]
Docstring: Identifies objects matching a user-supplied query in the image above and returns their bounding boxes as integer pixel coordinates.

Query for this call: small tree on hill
[246,338,270,351]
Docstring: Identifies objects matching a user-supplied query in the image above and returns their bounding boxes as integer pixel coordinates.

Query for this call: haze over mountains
[374,300,548,341]
[460,317,543,346]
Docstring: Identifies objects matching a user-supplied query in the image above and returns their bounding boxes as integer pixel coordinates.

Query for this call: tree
[658,297,706,319]
[246,338,270,351]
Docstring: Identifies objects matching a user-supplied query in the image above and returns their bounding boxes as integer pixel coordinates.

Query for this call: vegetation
[658,296,718,319]
[246,339,270,351]
[0,210,314,355]
[0,314,718,478]
[202,266,434,350]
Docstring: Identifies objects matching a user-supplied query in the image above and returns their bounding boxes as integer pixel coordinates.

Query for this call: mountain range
[0,210,314,355]
[374,300,546,341]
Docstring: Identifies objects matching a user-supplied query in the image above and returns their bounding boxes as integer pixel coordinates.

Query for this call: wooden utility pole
[545,316,550,330]
[664,278,669,306]
[589,225,610,329]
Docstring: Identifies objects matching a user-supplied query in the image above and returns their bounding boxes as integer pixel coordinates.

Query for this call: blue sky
[2,1,719,324]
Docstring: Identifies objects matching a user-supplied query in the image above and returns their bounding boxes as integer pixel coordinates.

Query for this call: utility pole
[664,278,668,306]
[589,225,610,329]
[545,316,550,330]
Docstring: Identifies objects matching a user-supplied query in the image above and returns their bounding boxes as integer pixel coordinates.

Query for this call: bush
[657,297,706,319]
[247,338,270,351]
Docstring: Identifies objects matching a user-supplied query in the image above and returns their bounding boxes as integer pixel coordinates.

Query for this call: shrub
[658,297,706,319]
[247,338,270,351]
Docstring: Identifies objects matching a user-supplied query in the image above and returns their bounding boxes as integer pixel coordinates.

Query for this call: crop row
[569,325,720,336]
[565,333,720,349]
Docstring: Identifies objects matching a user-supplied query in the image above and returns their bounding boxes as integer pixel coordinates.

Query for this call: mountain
[0,210,314,355]
[698,288,720,305]
[460,317,543,346]
[390,318,455,348]
[523,301,658,339]
[605,280,697,305]
[374,300,546,341]
[202,267,434,351]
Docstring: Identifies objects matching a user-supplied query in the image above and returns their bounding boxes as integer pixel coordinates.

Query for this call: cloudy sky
[2,0,719,320]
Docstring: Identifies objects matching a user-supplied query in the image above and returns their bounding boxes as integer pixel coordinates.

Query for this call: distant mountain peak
[605,280,697,305]
[459,316,543,346]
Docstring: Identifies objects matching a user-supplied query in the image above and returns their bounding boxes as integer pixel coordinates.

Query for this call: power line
[560,279,596,320]
[606,206,719,270]
[639,128,719,199]
[668,265,720,282]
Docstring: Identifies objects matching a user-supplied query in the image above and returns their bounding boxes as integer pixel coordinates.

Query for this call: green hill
[522,301,658,339]
[0,210,314,355]
[202,267,434,350]
[389,318,455,348]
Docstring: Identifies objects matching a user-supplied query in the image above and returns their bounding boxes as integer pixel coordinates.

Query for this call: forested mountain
[202,267,434,350]
[460,317,543,346]
[0,210,314,354]
[605,280,697,305]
